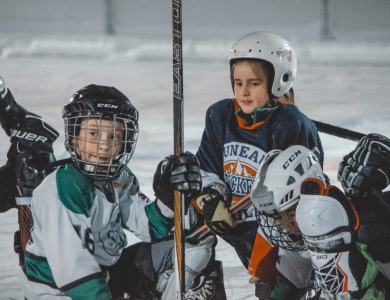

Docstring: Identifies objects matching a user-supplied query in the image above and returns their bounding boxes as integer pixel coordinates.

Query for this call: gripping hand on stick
[153,151,202,213]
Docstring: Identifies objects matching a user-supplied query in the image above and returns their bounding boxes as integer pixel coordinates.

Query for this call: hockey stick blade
[313,120,365,142]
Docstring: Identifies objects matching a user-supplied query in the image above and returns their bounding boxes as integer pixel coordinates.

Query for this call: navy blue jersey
[197,98,323,201]
[195,98,323,268]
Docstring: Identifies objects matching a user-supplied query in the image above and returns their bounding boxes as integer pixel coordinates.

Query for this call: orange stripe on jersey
[232,98,288,130]
[336,252,349,292]
[248,231,278,284]
[232,99,265,130]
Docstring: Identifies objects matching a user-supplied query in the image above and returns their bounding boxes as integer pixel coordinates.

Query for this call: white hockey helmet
[229,31,297,97]
[251,145,325,251]
[251,145,325,215]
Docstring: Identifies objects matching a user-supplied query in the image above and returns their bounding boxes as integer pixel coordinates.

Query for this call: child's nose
[241,85,250,96]
[99,136,111,150]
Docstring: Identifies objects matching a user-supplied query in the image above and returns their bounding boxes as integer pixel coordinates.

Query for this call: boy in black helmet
[17,84,207,300]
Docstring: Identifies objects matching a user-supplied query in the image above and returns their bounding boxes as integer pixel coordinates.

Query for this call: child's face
[74,118,124,164]
[274,206,301,236]
[233,60,269,114]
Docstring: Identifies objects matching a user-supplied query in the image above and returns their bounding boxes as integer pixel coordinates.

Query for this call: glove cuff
[153,183,174,211]
[192,197,204,214]
[156,199,174,219]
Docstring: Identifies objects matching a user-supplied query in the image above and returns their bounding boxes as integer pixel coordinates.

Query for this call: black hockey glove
[153,151,202,212]
[14,148,57,197]
[195,187,236,236]
[0,77,59,197]
[338,133,390,198]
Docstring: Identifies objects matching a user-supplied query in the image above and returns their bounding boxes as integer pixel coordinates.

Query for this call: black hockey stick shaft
[172,0,185,298]
[313,120,365,142]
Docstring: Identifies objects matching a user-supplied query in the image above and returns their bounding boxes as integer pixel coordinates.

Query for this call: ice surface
[0,34,389,299]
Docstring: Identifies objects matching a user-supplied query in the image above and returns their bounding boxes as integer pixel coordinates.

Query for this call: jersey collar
[232,98,287,130]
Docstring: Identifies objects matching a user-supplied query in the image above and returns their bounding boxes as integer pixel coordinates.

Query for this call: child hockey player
[250,141,390,299]
[0,76,59,264]
[192,31,323,297]
[16,84,208,300]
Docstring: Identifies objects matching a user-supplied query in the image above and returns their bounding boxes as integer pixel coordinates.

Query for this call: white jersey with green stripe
[19,163,173,300]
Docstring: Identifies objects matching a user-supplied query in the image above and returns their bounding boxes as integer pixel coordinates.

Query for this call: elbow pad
[296,179,377,299]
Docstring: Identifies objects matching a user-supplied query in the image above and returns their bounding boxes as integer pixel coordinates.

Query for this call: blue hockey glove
[338,133,390,198]
[153,151,202,211]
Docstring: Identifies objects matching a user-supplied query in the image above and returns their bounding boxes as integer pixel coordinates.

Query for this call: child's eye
[111,134,122,142]
[235,82,242,86]
[252,82,260,86]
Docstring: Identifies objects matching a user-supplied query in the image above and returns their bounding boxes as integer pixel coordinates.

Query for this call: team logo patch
[224,158,257,198]
[223,142,266,199]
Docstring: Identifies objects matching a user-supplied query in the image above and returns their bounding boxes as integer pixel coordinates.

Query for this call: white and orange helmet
[251,145,326,250]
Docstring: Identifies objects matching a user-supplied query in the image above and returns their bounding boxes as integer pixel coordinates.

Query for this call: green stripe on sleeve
[64,277,111,300]
[25,254,56,285]
[145,201,173,239]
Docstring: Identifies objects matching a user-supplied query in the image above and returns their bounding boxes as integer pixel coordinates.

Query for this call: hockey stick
[172,0,185,298]
[186,193,252,241]
[312,120,365,142]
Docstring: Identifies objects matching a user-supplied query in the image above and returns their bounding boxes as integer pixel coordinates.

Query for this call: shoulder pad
[56,164,95,217]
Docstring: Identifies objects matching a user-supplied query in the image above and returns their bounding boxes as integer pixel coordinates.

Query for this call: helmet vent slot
[305,157,313,168]
[281,190,294,204]
[287,176,296,185]
[294,163,305,176]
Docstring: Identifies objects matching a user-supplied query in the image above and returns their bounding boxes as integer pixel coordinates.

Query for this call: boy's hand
[153,151,202,211]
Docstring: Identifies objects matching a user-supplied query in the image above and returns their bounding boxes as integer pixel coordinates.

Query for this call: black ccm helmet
[62,84,139,180]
